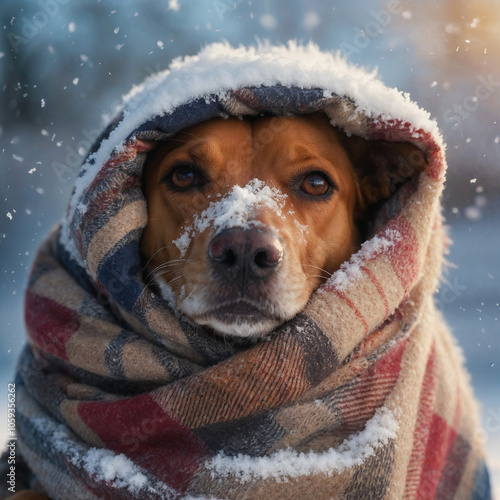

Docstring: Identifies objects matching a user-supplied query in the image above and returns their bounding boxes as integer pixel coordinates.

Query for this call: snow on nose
[173,179,288,257]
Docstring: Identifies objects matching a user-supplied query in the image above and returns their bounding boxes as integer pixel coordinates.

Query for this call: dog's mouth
[192,299,284,338]
[207,299,269,321]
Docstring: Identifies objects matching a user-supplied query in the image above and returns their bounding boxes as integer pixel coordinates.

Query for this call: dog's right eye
[162,163,206,191]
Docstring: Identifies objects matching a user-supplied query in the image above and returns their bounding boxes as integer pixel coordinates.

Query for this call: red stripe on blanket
[230,88,262,109]
[78,394,211,493]
[416,413,459,499]
[386,216,419,293]
[24,291,79,360]
[86,144,138,196]
[333,289,369,334]
[405,344,437,497]
[425,149,445,182]
[424,390,463,499]
[361,265,389,317]
[435,433,470,499]
[337,337,407,430]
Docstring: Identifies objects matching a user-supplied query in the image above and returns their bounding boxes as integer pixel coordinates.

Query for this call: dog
[141,112,424,339]
[12,40,490,497]
[3,113,425,500]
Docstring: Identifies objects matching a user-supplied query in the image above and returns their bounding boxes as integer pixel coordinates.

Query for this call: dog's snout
[208,228,283,283]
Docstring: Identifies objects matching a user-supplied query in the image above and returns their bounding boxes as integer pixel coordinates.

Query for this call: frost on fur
[173,179,288,256]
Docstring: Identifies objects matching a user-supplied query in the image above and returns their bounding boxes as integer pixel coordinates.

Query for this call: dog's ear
[341,135,428,213]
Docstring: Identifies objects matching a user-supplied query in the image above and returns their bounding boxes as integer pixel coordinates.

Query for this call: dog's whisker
[139,275,163,299]
[142,246,170,270]
[145,269,178,288]
[157,258,188,265]
[144,258,187,281]
[145,269,178,285]
[159,258,189,267]
[139,282,153,300]
[146,263,183,278]
[162,275,183,287]
[140,264,182,298]
[304,265,332,277]
[183,285,200,304]
[306,274,331,281]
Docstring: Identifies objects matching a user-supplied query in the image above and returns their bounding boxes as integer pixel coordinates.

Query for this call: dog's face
[141,113,424,339]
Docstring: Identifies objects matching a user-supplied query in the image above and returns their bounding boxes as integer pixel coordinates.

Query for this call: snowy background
[1,0,498,496]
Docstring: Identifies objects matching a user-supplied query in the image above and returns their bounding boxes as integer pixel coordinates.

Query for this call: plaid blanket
[3,43,491,499]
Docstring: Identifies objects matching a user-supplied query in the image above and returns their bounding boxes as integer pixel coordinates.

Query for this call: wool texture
[2,43,491,499]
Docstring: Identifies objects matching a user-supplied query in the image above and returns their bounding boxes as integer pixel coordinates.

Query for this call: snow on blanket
[30,417,174,498]
[328,228,401,292]
[10,41,490,500]
[60,41,442,268]
[207,406,398,483]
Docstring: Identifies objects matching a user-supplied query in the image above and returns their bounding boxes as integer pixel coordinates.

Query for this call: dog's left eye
[163,163,206,191]
[299,172,333,197]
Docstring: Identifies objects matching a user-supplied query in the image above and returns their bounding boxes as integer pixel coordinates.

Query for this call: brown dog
[6,114,425,500]
[141,112,424,339]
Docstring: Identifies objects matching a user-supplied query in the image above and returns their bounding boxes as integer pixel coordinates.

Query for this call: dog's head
[141,113,425,339]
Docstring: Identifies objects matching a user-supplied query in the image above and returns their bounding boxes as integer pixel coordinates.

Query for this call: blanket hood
[10,42,491,500]
[59,41,447,364]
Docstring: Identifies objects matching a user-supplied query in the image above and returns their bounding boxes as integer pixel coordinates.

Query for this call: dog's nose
[208,228,283,283]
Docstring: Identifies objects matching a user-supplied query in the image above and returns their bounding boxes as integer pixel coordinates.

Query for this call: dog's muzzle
[208,227,283,288]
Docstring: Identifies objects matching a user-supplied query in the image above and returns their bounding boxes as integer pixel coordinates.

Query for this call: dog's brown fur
[141,113,425,339]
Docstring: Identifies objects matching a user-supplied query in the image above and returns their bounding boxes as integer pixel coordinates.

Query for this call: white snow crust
[206,405,398,482]
[60,41,442,265]
[173,178,287,256]
[27,407,397,495]
[327,228,401,292]
[30,417,175,498]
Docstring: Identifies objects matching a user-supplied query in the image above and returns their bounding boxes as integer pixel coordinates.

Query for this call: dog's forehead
[177,117,250,142]
[174,114,344,158]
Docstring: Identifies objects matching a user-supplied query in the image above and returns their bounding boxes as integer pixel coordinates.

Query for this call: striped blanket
[3,43,491,499]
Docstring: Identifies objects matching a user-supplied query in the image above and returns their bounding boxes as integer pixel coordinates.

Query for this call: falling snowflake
[260,14,277,29]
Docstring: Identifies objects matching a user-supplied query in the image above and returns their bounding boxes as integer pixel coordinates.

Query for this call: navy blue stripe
[195,412,286,456]
[96,233,143,312]
[133,96,223,138]
[472,460,492,500]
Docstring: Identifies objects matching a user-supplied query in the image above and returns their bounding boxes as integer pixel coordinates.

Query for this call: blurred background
[1,0,499,495]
